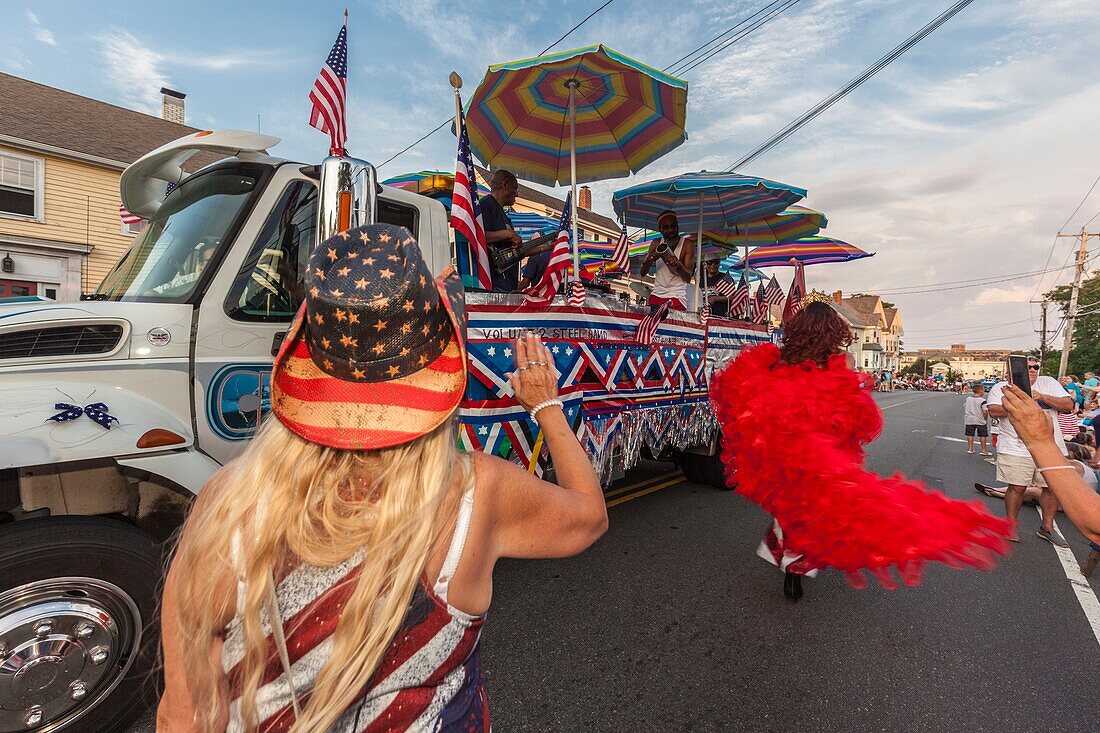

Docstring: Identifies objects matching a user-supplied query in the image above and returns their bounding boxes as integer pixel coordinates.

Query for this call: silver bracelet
[1036,465,1076,474]
[529,399,564,422]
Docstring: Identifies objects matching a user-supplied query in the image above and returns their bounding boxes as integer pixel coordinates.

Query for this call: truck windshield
[96,166,263,301]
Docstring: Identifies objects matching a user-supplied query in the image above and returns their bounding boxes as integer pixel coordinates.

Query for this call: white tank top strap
[433,469,477,603]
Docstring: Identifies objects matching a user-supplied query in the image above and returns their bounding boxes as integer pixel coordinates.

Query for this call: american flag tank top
[221,489,488,732]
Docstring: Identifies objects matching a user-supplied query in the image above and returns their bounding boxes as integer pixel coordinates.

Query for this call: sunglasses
[1028,364,1039,370]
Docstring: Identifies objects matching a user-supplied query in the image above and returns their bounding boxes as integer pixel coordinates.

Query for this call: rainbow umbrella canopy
[464,45,688,187]
[463,45,688,280]
[733,236,874,269]
[707,205,827,246]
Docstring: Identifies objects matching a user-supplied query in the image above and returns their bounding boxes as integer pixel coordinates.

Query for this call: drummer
[640,210,694,310]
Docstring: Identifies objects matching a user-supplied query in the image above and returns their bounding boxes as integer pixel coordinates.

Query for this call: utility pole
[1031,299,1049,365]
[1056,227,1099,378]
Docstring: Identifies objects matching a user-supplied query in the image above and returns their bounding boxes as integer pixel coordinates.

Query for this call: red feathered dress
[711,344,1011,589]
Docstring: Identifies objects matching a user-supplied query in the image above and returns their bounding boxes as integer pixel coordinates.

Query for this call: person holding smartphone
[986,356,1075,545]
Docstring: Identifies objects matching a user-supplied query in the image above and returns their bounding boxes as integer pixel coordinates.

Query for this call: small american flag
[782,260,806,325]
[636,301,669,344]
[119,204,141,225]
[526,193,572,304]
[568,280,586,307]
[727,272,751,317]
[712,271,737,297]
[751,285,769,323]
[764,275,785,306]
[309,22,348,155]
[701,302,711,324]
[452,97,492,290]
[607,225,629,273]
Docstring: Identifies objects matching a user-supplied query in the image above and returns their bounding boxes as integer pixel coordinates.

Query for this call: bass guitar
[491,232,558,274]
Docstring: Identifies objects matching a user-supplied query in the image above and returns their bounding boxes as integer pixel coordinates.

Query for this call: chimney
[579,185,592,210]
[832,290,843,304]
[160,87,186,124]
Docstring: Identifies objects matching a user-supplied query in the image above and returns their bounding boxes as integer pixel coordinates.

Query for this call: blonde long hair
[172,414,464,732]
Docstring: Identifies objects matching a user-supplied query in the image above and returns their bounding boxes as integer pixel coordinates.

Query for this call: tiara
[801,290,832,306]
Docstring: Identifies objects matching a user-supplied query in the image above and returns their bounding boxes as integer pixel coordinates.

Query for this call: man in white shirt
[986,356,1075,545]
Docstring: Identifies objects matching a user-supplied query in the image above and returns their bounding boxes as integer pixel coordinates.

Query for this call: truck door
[192,170,430,465]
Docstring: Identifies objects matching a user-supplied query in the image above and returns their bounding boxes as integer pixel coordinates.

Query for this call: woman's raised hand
[508,332,559,413]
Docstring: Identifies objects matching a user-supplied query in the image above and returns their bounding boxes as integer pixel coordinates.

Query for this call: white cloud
[33,28,56,46]
[98,31,171,115]
[965,284,1038,308]
[25,10,56,46]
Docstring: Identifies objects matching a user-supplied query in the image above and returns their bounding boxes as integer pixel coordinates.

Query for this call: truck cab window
[377,199,419,238]
[225,181,318,322]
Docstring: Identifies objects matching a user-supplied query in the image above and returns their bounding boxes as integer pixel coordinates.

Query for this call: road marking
[935,436,967,443]
[607,475,684,508]
[879,395,934,410]
[1037,507,1100,648]
[604,469,682,500]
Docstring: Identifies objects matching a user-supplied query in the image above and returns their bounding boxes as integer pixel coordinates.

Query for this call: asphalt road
[128,391,1099,732]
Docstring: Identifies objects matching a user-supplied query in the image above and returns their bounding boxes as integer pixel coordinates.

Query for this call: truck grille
[0,324,125,359]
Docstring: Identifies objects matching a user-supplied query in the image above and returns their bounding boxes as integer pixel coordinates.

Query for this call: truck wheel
[0,517,162,732]
[680,452,709,485]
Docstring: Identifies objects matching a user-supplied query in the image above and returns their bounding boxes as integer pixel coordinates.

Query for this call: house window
[579,228,586,240]
[0,151,42,219]
[122,219,148,236]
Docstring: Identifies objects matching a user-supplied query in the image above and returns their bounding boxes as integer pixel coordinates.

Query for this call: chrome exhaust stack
[316,155,378,243]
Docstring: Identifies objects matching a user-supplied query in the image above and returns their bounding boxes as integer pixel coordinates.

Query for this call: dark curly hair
[779,301,852,368]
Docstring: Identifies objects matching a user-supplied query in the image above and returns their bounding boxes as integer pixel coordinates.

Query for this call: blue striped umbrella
[507,211,559,237]
[611,171,807,230]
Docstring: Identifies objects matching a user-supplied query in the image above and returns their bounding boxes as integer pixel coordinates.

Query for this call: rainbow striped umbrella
[464,46,687,281]
[734,236,873,269]
[464,45,688,187]
[707,206,827,246]
[612,171,807,230]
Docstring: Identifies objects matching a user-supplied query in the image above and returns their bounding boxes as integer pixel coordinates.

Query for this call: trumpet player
[640,209,695,310]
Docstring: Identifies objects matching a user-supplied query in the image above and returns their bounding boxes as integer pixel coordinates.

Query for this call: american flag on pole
[308,21,348,155]
[782,260,806,325]
[118,204,141,225]
[636,301,670,344]
[751,284,769,323]
[568,280,586,307]
[727,271,751,317]
[526,193,572,304]
[452,99,492,290]
[607,225,630,273]
[764,275,785,306]
[711,271,737,297]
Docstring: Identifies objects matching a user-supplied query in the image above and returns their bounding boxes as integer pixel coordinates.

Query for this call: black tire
[0,517,163,732]
[680,451,709,485]
[704,451,732,490]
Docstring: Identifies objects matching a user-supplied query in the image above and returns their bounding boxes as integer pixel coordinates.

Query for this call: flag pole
[450,71,472,279]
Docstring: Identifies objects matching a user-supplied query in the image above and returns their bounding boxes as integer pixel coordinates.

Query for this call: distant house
[899,344,1009,380]
[0,73,211,300]
[828,291,904,373]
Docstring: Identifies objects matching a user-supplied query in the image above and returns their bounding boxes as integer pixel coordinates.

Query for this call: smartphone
[1007,354,1032,396]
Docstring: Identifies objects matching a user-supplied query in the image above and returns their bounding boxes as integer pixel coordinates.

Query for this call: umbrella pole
[568,81,580,284]
[696,192,704,313]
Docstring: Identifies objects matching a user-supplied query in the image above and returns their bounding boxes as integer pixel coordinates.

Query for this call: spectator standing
[1062,374,1084,412]
[986,356,1075,545]
[964,384,991,456]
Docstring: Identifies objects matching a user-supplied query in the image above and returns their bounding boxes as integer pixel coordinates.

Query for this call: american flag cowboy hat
[271,223,467,449]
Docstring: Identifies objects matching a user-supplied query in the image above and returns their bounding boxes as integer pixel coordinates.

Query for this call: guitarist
[479,169,523,292]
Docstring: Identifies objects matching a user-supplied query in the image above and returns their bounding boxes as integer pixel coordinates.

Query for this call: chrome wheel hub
[0,579,140,731]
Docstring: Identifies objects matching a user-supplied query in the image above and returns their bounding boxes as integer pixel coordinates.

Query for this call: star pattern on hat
[300,222,461,383]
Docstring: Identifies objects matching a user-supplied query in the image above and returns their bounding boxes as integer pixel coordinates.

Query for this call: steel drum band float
[0,39,1009,732]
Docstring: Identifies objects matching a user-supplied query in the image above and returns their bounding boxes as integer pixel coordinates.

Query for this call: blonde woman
[157,223,606,732]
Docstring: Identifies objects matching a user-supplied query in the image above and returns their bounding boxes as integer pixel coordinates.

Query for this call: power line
[727,0,975,171]
[666,0,803,78]
[538,0,615,56]
[866,261,1083,296]
[1030,171,1100,299]
[377,0,616,170]
[903,317,1033,335]
[661,0,787,74]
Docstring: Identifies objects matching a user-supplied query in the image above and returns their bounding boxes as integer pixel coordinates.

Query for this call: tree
[901,357,930,376]
[1045,269,1100,376]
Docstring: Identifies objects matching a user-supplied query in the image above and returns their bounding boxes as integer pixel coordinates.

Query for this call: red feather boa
[711,344,1011,588]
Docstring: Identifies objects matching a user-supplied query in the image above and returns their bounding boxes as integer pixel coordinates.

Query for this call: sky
[3,0,1099,350]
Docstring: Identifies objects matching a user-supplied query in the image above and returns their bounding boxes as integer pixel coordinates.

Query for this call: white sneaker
[966,449,975,454]
[980,452,993,456]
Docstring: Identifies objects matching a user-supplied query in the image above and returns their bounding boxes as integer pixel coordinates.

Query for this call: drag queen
[711,300,1011,601]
